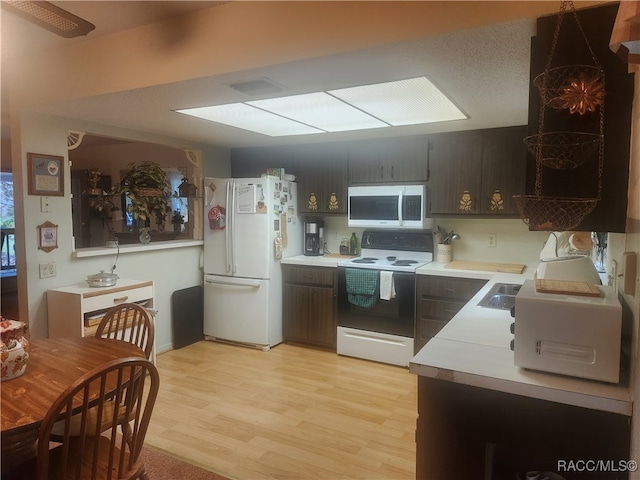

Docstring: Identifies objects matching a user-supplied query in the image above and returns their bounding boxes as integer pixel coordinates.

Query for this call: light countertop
[411,264,632,416]
[279,255,632,416]
[281,254,349,268]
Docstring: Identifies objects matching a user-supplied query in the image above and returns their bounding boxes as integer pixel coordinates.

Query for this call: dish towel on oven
[345,268,378,308]
[379,271,396,300]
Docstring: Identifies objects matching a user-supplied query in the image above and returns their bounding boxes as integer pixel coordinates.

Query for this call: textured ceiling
[0,1,610,149]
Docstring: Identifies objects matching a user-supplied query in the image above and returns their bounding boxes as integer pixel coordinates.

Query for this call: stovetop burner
[352,257,379,264]
[392,259,418,266]
[337,229,434,272]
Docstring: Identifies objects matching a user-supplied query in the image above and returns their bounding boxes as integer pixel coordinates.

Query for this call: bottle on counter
[349,232,359,255]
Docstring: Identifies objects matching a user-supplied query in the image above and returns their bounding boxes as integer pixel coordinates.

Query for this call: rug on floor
[140,443,232,480]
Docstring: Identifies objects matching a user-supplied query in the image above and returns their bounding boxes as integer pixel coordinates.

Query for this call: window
[1,172,17,273]
[68,133,201,249]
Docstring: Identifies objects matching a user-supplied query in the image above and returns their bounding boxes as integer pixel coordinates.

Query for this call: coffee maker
[304,218,324,256]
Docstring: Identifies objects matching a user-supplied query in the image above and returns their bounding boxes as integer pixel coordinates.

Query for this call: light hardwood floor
[146,340,417,480]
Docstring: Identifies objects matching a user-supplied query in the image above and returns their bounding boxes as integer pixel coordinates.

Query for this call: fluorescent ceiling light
[330,77,467,126]
[176,104,323,137]
[175,76,466,137]
[248,93,388,132]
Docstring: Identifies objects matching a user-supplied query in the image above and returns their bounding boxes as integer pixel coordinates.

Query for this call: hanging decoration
[514,0,605,231]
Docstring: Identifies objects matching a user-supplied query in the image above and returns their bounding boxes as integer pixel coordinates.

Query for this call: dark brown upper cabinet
[230,143,348,215]
[428,130,483,215]
[348,136,429,184]
[480,126,528,216]
[428,126,528,217]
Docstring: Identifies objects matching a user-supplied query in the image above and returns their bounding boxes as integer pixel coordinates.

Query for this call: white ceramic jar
[1,318,30,381]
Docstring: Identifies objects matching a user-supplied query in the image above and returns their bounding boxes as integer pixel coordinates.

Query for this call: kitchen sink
[477,283,521,310]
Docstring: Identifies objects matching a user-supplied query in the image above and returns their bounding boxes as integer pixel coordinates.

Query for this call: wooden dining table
[1,336,145,472]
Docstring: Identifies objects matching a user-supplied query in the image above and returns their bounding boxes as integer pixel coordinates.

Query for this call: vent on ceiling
[228,78,285,96]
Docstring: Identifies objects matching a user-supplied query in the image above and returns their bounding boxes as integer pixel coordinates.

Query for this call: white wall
[323,216,550,268]
[12,111,231,352]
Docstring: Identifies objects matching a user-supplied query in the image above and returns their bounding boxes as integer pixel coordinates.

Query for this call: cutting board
[444,260,525,274]
[535,279,601,297]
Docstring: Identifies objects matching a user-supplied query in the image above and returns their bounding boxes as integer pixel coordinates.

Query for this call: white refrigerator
[203,176,302,350]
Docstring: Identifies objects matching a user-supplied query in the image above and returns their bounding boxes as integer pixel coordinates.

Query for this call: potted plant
[117,161,172,230]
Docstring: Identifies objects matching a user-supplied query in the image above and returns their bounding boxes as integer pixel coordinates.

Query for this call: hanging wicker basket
[523,132,602,169]
[512,195,598,231]
[533,65,605,114]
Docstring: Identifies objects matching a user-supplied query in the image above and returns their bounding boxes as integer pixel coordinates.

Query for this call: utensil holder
[437,244,452,264]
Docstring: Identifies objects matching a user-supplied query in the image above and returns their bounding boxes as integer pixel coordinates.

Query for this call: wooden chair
[49,303,155,442]
[35,357,159,480]
[95,303,155,360]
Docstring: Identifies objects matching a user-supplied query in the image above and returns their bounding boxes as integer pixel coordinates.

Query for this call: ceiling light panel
[176,104,323,137]
[248,93,389,132]
[330,77,467,126]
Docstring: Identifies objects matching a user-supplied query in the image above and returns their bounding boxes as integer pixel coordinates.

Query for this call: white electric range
[336,230,434,367]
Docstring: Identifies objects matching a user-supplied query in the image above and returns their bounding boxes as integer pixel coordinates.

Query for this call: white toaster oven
[512,279,622,383]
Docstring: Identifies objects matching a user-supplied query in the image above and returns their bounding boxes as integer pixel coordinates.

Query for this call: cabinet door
[283,284,313,343]
[348,140,388,184]
[297,145,348,214]
[283,266,337,349]
[415,275,486,353]
[348,136,428,184]
[387,136,428,182]
[480,126,527,215]
[283,284,336,348]
[428,132,483,215]
[307,286,337,348]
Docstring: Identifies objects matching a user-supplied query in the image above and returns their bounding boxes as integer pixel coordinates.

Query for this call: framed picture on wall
[27,153,64,196]
[38,221,58,252]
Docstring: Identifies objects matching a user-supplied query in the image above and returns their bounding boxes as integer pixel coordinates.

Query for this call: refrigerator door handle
[230,181,237,274]
[205,277,261,288]
[225,181,233,274]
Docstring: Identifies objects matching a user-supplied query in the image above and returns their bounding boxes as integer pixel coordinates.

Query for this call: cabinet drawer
[82,285,153,313]
[283,266,335,287]
[418,276,486,300]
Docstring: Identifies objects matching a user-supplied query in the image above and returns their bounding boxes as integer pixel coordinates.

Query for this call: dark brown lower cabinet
[416,377,630,479]
[283,265,337,349]
[415,275,487,354]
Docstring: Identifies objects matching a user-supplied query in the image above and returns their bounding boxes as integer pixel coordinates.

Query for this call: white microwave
[348,185,432,229]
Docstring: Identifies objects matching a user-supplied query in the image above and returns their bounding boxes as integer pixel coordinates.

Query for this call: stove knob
[510,339,515,351]
[510,322,515,334]
[510,305,515,317]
